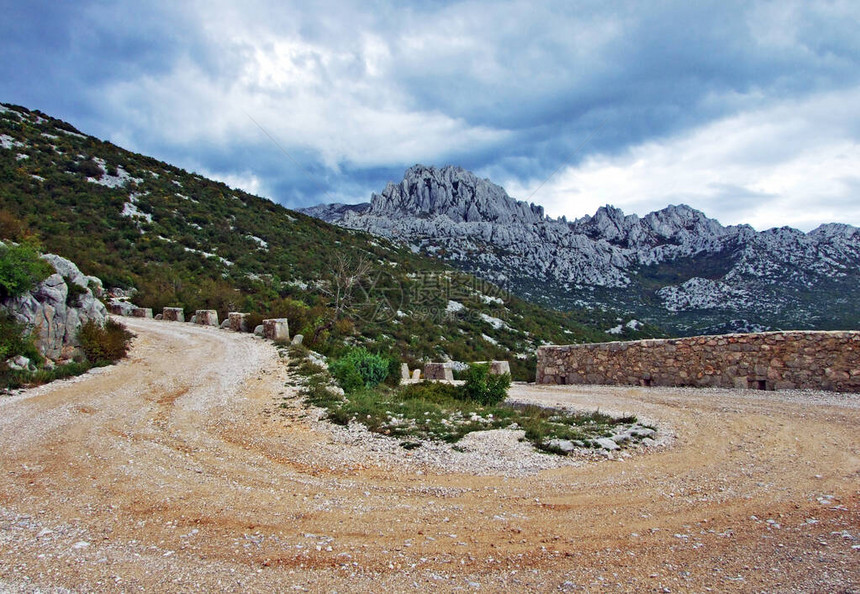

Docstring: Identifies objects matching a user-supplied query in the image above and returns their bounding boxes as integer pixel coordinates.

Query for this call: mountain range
[302,165,860,335]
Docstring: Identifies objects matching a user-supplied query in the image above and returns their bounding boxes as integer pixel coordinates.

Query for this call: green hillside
[0,102,661,378]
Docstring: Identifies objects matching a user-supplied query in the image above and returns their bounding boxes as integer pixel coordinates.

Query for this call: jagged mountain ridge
[302,165,860,334]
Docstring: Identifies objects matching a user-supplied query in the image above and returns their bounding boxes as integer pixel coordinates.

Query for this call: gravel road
[1,317,857,592]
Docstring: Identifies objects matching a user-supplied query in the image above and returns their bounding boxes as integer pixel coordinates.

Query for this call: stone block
[228,312,250,332]
[109,302,132,316]
[411,369,421,381]
[262,318,290,341]
[401,363,410,381]
[162,307,185,322]
[489,360,511,375]
[195,310,219,327]
[131,307,153,318]
[291,334,304,346]
[424,363,453,381]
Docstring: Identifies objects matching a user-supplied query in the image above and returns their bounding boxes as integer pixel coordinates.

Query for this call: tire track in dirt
[1,318,857,592]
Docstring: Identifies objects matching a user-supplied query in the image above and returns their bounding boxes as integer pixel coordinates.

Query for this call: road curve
[1,317,858,592]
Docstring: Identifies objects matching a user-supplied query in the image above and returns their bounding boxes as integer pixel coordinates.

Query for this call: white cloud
[97,8,509,175]
[504,86,860,230]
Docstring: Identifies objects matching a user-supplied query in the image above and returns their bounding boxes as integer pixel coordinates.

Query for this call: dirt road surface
[1,318,858,592]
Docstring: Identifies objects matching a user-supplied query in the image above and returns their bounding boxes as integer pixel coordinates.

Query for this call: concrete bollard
[195,310,219,327]
[262,318,290,341]
[228,312,250,332]
[490,360,511,375]
[162,307,185,322]
[131,307,153,319]
[424,363,453,381]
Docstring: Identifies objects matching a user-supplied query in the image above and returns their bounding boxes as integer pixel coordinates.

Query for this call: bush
[0,313,41,364]
[77,318,134,364]
[329,346,391,392]
[459,363,511,405]
[64,276,88,307]
[0,243,53,299]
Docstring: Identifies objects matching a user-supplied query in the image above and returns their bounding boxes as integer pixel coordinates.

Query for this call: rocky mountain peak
[368,164,545,224]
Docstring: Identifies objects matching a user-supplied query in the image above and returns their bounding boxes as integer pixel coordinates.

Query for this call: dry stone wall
[537,331,860,393]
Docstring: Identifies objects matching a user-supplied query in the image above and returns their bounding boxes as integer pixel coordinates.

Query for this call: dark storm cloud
[1,0,858,228]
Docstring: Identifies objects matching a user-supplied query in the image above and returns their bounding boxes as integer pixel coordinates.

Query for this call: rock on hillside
[301,165,860,335]
[2,254,107,359]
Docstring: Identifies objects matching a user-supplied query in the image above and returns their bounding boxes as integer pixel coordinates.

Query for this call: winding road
[1,317,858,592]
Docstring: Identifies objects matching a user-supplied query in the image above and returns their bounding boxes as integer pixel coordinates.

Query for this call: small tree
[77,319,135,365]
[0,242,53,299]
[329,347,391,392]
[312,254,373,344]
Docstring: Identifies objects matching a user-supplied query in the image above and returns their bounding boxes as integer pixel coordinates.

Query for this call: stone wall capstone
[536,331,860,393]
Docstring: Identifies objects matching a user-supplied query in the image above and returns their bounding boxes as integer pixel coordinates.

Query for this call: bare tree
[313,253,374,342]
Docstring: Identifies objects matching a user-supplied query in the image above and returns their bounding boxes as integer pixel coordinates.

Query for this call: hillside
[0,103,661,378]
[303,165,860,335]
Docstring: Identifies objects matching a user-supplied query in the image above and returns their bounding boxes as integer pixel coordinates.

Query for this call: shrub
[459,362,511,405]
[77,318,134,365]
[64,276,88,307]
[0,243,53,299]
[329,346,390,392]
[0,313,41,364]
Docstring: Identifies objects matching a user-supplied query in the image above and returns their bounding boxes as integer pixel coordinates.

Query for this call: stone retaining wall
[537,331,860,393]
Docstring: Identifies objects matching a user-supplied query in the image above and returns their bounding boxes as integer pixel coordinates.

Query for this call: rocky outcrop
[302,164,860,334]
[1,254,107,360]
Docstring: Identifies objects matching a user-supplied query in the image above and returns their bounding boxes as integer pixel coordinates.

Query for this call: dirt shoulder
[1,318,858,592]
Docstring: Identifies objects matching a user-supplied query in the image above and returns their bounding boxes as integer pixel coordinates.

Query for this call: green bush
[64,276,87,307]
[459,362,511,405]
[329,346,391,392]
[77,318,134,365]
[0,313,41,364]
[0,243,53,299]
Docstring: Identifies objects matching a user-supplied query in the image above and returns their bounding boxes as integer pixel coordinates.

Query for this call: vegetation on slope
[0,102,661,378]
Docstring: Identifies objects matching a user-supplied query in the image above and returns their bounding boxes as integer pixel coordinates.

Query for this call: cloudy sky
[2,0,859,231]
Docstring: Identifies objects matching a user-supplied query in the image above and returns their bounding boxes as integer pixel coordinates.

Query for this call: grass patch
[289,352,653,455]
[1,361,95,391]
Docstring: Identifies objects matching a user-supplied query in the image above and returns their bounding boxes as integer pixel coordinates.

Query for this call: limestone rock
[108,300,134,316]
[6,355,33,371]
[291,334,304,346]
[1,253,107,360]
[253,324,264,337]
[596,438,620,451]
[301,164,860,335]
[131,307,153,318]
[401,362,410,381]
[412,369,421,380]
